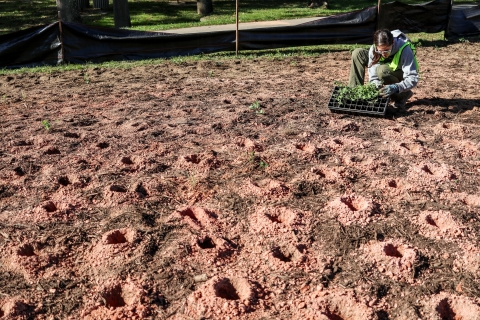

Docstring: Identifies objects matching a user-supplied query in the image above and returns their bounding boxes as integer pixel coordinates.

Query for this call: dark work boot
[392,90,414,109]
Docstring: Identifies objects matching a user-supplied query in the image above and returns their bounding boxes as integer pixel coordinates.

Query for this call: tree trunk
[78,0,90,10]
[93,0,109,9]
[57,0,82,23]
[113,0,131,28]
[197,0,213,16]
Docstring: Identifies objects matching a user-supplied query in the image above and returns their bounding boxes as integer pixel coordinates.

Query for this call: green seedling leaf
[41,120,51,131]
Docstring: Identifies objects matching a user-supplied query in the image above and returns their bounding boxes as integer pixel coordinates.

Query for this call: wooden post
[377,0,381,30]
[58,11,65,65]
[236,0,239,55]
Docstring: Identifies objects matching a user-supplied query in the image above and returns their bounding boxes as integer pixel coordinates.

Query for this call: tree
[56,0,82,23]
[197,0,213,16]
[113,0,132,28]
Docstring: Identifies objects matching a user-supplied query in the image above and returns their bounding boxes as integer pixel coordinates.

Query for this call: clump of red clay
[239,179,290,198]
[84,228,138,274]
[310,165,344,184]
[341,152,386,173]
[178,152,221,171]
[328,194,380,226]
[454,243,480,274]
[80,278,152,320]
[2,243,55,282]
[294,142,318,154]
[184,276,255,318]
[421,292,480,319]
[362,240,418,283]
[413,210,465,240]
[234,137,264,152]
[440,192,480,209]
[322,136,371,152]
[175,206,219,231]
[407,161,458,186]
[297,288,375,319]
[0,297,31,319]
[249,206,309,235]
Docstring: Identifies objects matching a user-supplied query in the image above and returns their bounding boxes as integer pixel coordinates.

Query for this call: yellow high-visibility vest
[382,42,419,72]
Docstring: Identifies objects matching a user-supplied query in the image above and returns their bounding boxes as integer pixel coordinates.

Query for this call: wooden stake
[235,0,239,55]
[377,0,381,30]
[58,11,65,65]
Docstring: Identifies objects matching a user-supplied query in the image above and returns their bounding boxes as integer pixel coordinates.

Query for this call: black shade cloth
[0,23,61,68]
[1,1,478,69]
[239,6,377,50]
[446,4,480,37]
[378,0,452,33]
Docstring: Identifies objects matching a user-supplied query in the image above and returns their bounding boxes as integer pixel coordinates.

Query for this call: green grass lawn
[1,0,478,35]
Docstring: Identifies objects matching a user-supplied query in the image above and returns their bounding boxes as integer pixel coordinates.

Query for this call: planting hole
[97,142,109,149]
[388,180,397,188]
[44,147,60,155]
[64,132,80,138]
[442,123,451,129]
[103,285,126,308]
[121,156,133,165]
[106,230,128,244]
[325,312,345,320]
[421,165,433,175]
[425,215,438,227]
[296,144,315,153]
[197,236,216,249]
[179,208,199,221]
[184,154,201,164]
[312,169,326,178]
[400,143,410,151]
[333,139,343,146]
[17,244,35,257]
[265,213,282,224]
[110,185,127,192]
[58,176,70,186]
[214,278,240,300]
[13,167,25,176]
[43,201,57,212]
[436,298,456,320]
[340,197,367,212]
[384,244,403,258]
[135,184,148,197]
[272,247,292,262]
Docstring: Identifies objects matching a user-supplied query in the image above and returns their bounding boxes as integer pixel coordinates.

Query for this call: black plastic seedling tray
[327,86,390,117]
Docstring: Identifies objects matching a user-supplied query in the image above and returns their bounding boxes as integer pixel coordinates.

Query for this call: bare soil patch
[1,41,480,319]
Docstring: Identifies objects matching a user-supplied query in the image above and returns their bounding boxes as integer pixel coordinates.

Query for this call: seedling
[327,83,389,117]
[259,160,269,169]
[83,73,90,84]
[247,150,256,162]
[249,101,264,114]
[186,170,198,188]
[208,70,214,77]
[41,120,51,131]
[247,151,269,169]
[334,82,379,104]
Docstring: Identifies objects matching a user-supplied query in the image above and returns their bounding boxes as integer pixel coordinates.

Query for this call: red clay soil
[1,41,480,320]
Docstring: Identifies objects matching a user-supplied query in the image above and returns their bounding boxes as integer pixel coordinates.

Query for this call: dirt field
[1,40,480,320]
